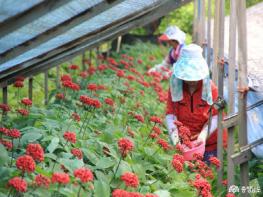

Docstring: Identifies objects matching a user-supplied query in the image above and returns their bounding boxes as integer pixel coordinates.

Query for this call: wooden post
[44,71,48,105]
[56,65,60,89]
[2,87,8,105]
[207,0,212,67]
[212,0,220,84]
[193,0,198,43]
[199,0,206,47]
[216,0,225,189]
[237,0,249,196]
[82,52,86,71]
[96,47,100,66]
[227,0,237,189]
[28,77,33,101]
[1,86,8,126]
[116,36,122,53]
[89,50,92,66]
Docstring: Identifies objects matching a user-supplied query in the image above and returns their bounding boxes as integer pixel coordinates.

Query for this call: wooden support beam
[82,52,86,71]
[116,36,122,53]
[222,98,263,129]
[236,0,249,195]
[227,0,237,189]
[0,0,123,65]
[0,0,191,86]
[192,0,198,43]
[216,0,225,189]
[232,150,252,166]
[232,138,263,165]
[28,77,33,101]
[44,71,48,105]
[227,126,235,189]
[212,0,220,84]
[89,50,92,66]
[1,86,8,126]
[0,0,71,38]
[96,47,100,66]
[56,66,60,89]
[2,87,8,105]
[228,0,237,113]
[222,114,239,128]
[207,0,212,67]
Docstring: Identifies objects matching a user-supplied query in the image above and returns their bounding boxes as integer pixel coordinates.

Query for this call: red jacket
[166,80,227,151]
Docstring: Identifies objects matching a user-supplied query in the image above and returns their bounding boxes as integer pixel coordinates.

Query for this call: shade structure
[0,0,191,87]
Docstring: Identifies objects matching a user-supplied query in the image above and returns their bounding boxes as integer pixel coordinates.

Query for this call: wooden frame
[0,0,71,38]
[0,0,123,65]
[0,0,191,87]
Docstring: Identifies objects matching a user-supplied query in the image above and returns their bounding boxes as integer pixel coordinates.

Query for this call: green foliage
[158,2,194,37]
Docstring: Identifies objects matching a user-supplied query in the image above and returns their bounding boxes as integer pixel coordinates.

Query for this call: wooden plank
[0,0,123,65]
[222,114,238,128]
[227,126,235,189]
[228,0,237,112]
[89,50,92,66]
[28,78,33,101]
[222,98,263,128]
[232,138,263,165]
[236,0,249,195]
[56,66,60,89]
[0,0,71,38]
[116,36,122,53]
[0,0,172,80]
[216,0,225,189]
[2,87,8,105]
[96,47,100,66]
[232,150,252,166]
[212,0,220,84]
[82,52,86,71]
[199,0,206,46]
[192,0,198,43]
[44,71,48,105]
[1,86,8,125]
[0,0,192,87]
[206,0,212,67]
[227,0,237,189]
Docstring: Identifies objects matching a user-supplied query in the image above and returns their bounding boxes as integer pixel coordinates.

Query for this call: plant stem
[52,160,57,172]
[150,147,161,157]
[81,109,94,138]
[79,111,89,134]
[65,119,72,131]
[9,139,14,167]
[7,189,12,197]
[142,123,156,146]
[110,151,124,184]
[77,185,82,197]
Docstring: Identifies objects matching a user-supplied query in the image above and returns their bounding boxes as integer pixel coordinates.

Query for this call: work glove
[166,114,179,145]
[148,60,170,74]
[197,128,208,143]
[197,115,218,143]
[169,128,179,145]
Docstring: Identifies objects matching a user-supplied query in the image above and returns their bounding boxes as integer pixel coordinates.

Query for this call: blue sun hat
[170,44,213,105]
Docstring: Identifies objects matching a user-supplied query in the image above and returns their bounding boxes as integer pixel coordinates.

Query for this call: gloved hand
[197,128,208,143]
[148,60,170,74]
[169,127,180,145]
[166,114,179,145]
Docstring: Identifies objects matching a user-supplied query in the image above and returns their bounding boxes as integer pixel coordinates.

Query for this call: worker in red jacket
[165,44,227,160]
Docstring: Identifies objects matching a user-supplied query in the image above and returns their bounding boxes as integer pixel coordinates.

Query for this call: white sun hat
[170,44,213,105]
[158,26,186,45]
[173,44,209,81]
